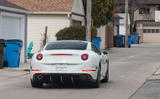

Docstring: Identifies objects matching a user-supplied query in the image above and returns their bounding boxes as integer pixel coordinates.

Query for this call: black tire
[31,80,43,88]
[101,60,109,83]
[92,65,101,88]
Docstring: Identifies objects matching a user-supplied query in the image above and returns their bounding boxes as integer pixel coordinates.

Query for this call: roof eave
[32,12,71,15]
[0,5,31,14]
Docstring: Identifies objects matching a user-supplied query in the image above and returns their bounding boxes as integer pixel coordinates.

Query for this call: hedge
[56,26,97,41]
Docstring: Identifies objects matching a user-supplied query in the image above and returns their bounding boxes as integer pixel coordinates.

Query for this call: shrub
[56,26,97,41]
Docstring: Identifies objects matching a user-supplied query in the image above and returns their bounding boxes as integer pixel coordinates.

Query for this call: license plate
[56,65,68,71]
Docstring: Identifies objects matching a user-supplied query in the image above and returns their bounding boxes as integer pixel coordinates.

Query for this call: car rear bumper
[32,73,96,84]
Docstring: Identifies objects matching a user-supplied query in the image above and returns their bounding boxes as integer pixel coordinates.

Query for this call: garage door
[0,13,25,63]
[143,33,160,43]
[1,16,21,39]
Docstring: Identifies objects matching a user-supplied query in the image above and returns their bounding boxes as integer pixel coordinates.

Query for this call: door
[143,33,160,43]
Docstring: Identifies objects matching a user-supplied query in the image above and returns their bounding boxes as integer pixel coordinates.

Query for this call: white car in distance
[30,40,109,88]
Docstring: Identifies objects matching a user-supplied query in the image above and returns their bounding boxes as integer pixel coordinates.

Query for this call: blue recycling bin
[121,35,131,48]
[92,37,101,51]
[131,34,140,44]
[5,40,23,68]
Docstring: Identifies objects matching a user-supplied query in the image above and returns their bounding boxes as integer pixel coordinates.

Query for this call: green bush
[56,26,97,41]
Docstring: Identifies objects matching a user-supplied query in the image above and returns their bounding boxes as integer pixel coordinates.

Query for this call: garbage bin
[92,37,101,51]
[114,36,121,47]
[131,34,140,44]
[5,40,23,68]
[0,39,6,69]
[121,35,131,48]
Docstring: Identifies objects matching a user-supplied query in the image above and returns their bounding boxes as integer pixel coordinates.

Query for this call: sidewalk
[3,60,30,72]
[129,67,160,99]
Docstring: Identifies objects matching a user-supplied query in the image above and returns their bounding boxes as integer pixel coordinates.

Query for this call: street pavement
[0,43,160,99]
[129,59,160,99]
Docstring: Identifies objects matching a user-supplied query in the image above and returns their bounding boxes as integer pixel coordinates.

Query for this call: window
[143,29,160,33]
[148,29,151,33]
[45,42,88,50]
[152,29,155,33]
[139,5,150,14]
[143,29,147,33]
[91,44,101,55]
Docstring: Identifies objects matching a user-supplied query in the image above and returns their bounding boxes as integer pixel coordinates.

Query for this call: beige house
[8,0,85,53]
[134,1,160,43]
[136,22,160,43]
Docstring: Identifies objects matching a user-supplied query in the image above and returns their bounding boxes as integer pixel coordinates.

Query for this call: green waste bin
[0,39,6,69]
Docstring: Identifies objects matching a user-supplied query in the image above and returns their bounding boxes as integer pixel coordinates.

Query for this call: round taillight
[81,54,88,61]
[36,54,43,60]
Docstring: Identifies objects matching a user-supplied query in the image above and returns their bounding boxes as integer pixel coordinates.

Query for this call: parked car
[30,40,109,88]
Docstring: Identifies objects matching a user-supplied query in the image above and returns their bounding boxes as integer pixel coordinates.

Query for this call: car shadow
[42,83,96,89]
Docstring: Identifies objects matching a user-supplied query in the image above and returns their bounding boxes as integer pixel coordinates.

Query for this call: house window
[148,29,151,33]
[143,29,147,33]
[151,29,155,33]
[156,29,160,33]
[143,29,160,33]
[139,5,150,14]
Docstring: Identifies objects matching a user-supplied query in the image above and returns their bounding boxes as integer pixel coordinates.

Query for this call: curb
[3,68,30,72]
[146,74,160,81]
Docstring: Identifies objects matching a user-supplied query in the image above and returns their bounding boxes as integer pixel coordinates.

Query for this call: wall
[72,0,84,16]
[28,14,70,53]
[136,23,160,43]
[97,25,106,50]
[117,13,130,35]
[134,5,156,21]
[71,0,85,25]
[155,11,160,22]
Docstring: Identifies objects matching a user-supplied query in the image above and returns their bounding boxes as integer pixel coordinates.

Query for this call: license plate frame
[56,65,68,71]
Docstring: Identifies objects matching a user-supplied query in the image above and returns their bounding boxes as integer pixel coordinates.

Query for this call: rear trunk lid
[39,50,88,65]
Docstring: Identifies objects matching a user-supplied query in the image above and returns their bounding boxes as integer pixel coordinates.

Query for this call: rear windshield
[45,41,88,50]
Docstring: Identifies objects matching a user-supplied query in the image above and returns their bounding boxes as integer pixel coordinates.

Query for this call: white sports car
[30,40,109,88]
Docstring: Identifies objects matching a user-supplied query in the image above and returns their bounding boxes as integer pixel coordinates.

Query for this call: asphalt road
[1,43,160,99]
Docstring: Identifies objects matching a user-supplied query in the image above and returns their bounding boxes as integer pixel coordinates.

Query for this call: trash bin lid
[93,37,101,41]
[6,39,23,47]
[7,39,22,42]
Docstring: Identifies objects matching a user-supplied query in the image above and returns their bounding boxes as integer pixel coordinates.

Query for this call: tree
[92,0,114,27]
[83,0,114,27]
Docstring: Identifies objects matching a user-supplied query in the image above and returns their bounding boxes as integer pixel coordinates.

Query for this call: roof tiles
[7,0,74,12]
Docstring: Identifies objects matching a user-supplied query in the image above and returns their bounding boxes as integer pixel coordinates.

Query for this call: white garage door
[143,33,160,43]
[1,16,21,39]
[0,12,25,63]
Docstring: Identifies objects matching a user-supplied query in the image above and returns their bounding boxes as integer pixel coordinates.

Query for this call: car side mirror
[102,50,108,55]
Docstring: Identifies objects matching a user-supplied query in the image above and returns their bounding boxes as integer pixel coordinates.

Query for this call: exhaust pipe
[86,75,90,79]
[37,75,43,80]
[81,75,85,80]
